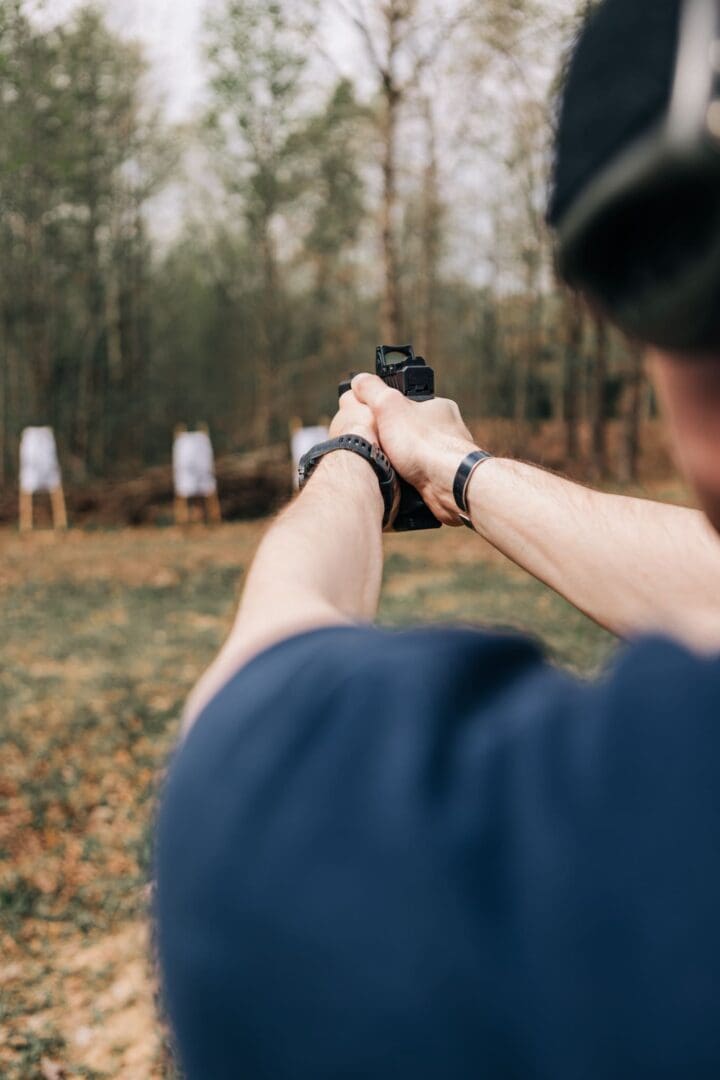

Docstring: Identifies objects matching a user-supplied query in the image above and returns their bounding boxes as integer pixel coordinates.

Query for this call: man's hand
[330,388,379,446]
[351,373,481,525]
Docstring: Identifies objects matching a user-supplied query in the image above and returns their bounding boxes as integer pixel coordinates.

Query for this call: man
[157,1,720,1076]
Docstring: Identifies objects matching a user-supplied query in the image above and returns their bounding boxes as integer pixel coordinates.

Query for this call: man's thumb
[352,373,402,412]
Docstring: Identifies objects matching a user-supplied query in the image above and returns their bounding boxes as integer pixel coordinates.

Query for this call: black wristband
[453,449,493,529]
[298,435,399,529]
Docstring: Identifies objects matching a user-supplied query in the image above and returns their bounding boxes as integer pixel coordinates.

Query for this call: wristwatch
[453,449,493,529]
[298,434,400,529]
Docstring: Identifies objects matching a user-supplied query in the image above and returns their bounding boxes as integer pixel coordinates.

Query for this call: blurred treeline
[0,0,649,486]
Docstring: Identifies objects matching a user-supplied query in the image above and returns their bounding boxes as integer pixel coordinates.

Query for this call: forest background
[0,0,657,497]
[0,4,686,1073]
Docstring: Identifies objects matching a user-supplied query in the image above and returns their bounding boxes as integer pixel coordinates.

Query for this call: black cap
[549,0,682,228]
[549,0,720,353]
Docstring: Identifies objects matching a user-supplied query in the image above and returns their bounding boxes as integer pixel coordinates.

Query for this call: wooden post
[50,486,68,530]
[18,488,67,532]
[175,496,190,525]
[206,492,222,524]
[19,490,33,533]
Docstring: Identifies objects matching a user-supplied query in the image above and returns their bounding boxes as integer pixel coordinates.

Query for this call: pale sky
[34,0,568,271]
[108,0,206,120]
[38,0,360,122]
[37,0,207,120]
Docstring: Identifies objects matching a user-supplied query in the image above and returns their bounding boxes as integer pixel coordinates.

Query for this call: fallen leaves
[0,519,620,1078]
[40,1057,66,1080]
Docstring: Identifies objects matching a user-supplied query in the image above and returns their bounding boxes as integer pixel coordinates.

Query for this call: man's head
[550,0,720,530]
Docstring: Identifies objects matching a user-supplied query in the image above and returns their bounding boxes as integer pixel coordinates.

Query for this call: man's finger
[352,373,404,412]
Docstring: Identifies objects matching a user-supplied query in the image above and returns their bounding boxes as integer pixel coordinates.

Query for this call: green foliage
[203,0,321,441]
[296,79,368,268]
[0,2,169,478]
[148,223,258,451]
[0,0,644,486]
[206,0,313,216]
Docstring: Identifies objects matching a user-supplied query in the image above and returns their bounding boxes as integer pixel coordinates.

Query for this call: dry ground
[0,498,679,1077]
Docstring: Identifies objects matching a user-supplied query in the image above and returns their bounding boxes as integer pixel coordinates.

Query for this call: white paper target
[173,431,217,498]
[19,427,62,494]
[291,426,329,489]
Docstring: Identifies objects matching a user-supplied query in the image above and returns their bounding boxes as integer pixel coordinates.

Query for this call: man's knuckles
[352,373,406,414]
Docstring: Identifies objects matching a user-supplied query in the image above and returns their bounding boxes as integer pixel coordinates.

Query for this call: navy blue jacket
[157,627,720,1078]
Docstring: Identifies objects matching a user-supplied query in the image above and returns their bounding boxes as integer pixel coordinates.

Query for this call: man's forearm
[467,457,720,649]
[239,452,384,629]
[183,452,384,732]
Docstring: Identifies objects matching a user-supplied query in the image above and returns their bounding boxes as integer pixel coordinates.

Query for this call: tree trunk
[514,346,529,427]
[418,95,441,361]
[563,295,583,465]
[380,84,403,343]
[252,215,281,446]
[0,333,6,488]
[619,345,644,483]
[378,1,406,344]
[590,315,609,480]
[515,251,541,438]
[24,220,54,425]
[76,195,105,473]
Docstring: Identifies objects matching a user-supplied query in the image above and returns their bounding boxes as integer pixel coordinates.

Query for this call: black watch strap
[298,435,399,529]
[453,449,493,530]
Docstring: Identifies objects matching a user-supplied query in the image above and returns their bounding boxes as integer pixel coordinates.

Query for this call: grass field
[0,520,621,1077]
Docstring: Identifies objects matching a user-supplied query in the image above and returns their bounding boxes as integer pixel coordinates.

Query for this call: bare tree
[206,0,317,444]
[417,92,443,359]
[509,99,550,429]
[337,0,466,342]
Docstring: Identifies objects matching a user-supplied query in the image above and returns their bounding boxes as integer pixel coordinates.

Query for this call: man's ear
[649,350,720,534]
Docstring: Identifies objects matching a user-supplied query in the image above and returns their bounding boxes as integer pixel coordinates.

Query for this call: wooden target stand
[19,486,68,533]
[173,423,223,526]
[174,491,222,526]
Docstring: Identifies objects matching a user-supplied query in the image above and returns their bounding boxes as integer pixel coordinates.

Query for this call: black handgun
[339,345,441,532]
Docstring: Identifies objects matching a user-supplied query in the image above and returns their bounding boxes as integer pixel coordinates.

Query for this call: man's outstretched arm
[353,374,720,651]
[183,395,384,734]
[464,460,720,649]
